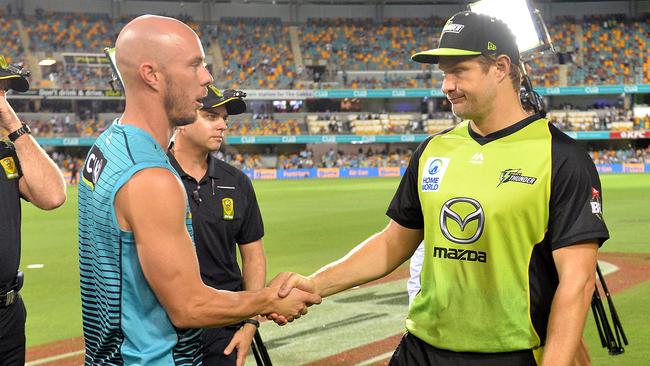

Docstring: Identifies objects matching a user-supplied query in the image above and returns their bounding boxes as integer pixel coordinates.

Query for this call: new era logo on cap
[487,42,497,51]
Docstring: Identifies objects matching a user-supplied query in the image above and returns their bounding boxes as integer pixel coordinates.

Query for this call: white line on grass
[25,350,84,366]
[355,351,394,366]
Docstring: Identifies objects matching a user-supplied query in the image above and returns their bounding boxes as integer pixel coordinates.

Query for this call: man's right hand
[266,272,320,325]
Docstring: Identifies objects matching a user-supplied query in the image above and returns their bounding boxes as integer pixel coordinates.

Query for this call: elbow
[166,294,214,329]
[167,307,201,329]
[39,191,67,210]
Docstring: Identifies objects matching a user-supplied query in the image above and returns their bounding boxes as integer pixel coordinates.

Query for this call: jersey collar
[468,113,543,146]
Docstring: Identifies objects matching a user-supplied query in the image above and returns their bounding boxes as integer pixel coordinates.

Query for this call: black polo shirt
[0,141,23,286]
[168,152,264,292]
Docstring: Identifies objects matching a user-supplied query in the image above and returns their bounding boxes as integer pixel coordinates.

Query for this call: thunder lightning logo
[497,168,537,187]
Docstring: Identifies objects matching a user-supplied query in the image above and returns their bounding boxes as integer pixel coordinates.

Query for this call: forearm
[312,229,417,298]
[241,241,267,291]
[242,257,266,291]
[14,134,66,208]
[181,286,275,328]
[542,277,595,366]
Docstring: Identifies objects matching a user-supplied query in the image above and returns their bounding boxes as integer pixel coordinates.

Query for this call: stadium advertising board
[317,168,341,178]
[9,84,650,101]
[378,167,402,177]
[253,169,277,180]
[596,164,650,174]
[610,131,650,139]
[33,131,649,148]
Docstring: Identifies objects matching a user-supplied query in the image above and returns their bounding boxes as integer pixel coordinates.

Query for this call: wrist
[261,286,277,314]
[4,120,22,134]
[243,318,260,329]
[8,123,30,142]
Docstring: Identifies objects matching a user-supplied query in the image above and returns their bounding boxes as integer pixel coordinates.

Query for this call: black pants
[0,295,26,366]
[202,327,239,366]
[389,332,537,366]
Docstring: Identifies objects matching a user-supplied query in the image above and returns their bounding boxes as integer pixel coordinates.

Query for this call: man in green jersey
[269,11,608,366]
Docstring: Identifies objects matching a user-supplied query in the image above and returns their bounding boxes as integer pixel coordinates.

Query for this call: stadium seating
[0,15,24,64]
[572,14,649,85]
[228,116,303,136]
[589,147,650,164]
[9,11,649,89]
[216,17,296,89]
[302,18,444,72]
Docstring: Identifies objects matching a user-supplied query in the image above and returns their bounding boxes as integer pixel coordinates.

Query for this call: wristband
[8,123,31,142]
[243,319,260,328]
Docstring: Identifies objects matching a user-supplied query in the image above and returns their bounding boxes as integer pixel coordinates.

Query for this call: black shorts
[0,295,26,366]
[389,332,538,366]
[201,326,239,366]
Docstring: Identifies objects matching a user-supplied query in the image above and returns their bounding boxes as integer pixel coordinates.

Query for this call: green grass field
[19,174,650,364]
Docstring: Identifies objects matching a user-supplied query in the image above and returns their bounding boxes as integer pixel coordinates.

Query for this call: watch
[8,123,31,142]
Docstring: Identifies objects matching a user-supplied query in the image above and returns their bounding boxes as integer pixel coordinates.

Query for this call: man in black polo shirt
[0,58,66,365]
[169,85,265,366]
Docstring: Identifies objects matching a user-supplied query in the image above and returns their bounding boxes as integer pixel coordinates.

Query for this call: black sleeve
[548,126,609,250]
[236,174,264,245]
[385,137,432,229]
[0,141,23,179]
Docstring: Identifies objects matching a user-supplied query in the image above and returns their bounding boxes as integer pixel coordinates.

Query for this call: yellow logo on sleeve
[222,198,234,220]
[1,157,19,179]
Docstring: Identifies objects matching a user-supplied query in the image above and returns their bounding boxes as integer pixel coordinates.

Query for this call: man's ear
[494,55,511,83]
[139,62,161,91]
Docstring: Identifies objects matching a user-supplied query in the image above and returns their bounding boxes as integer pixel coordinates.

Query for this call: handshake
[263,272,320,326]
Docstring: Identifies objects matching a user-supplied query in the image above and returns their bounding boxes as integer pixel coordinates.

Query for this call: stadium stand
[5,11,648,89]
[216,17,296,89]
[589,147,650,164]
[15,106,644,140]
[0,14,24,64]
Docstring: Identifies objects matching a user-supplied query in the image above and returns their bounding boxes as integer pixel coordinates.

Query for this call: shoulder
[411,125,457,163]
[547,122,594,169]
[211,157,251,184]
[121,167,185,201]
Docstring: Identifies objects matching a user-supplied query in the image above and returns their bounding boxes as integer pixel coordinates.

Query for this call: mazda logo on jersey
[82,145,107,190]
[439,197,484,244]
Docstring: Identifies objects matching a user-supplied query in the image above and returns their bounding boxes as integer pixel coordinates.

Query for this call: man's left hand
[223,323,257,366]
[0,86,22,133]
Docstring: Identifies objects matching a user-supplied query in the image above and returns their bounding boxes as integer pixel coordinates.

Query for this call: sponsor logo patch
[439,197,484,244]
[442,22,465,34]
[421,157,450,192]
[590,187,603,219]
[222,198,234,220]
[497,168,537,187]
[433,246,487,263]
[469,152,484,164]
[1,157,19,179]
[81,146,107,190]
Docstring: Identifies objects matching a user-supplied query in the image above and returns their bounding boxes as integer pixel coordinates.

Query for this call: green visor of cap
[411,48,482,64]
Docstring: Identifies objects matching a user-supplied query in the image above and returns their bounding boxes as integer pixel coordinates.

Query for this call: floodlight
[469,0,553,56]
[39,58,57,66]
[469,0,554,115]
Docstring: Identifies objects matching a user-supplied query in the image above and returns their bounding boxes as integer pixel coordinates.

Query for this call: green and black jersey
[387,113,609,355]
